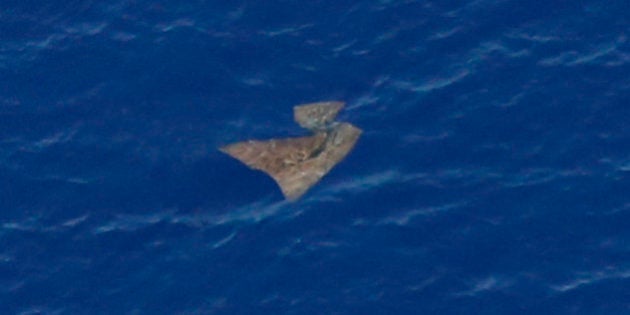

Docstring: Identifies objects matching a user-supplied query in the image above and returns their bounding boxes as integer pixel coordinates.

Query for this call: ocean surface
[1,1,629,314]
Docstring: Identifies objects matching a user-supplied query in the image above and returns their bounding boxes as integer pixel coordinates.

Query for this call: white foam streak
[379,202,467,225]
[454,275,513,297]
[93,200,293,234]
[539,38,628,67]
[392,69,470,93]
[551,267,630,293]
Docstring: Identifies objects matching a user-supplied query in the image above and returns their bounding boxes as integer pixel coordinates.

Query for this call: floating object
[220,101,362,200]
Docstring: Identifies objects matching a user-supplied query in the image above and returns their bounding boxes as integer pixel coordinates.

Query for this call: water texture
[1,1,629,314]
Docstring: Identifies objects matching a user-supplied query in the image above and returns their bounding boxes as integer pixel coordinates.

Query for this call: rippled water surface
[1,1,629,314]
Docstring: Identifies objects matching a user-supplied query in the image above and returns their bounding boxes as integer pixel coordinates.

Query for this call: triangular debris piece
[220,101,362,200]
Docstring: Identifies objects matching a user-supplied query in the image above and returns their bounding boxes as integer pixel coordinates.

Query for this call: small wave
[550,267,630,293]
[110,32,136,42]
[94,199,292,234]
[538,37,628,67]
[378,202,467,226]
[428,27,464,40]
[258,24,314,37]
[319,170,404,198]
[453,275,513,297]
[392,69,470,93]
[93,211,174,234]
[63,22,107,36]
[17,306,65,315]
[212,232,236,249]
[154,18,196,33]
[2,213,90,233]
[502,168,590,188]
[21,128,78,152]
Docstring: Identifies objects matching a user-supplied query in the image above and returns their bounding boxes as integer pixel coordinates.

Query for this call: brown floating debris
[220,101,362,200]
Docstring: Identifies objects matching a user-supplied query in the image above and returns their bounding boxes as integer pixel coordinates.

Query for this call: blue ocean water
[1,0,629,314]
